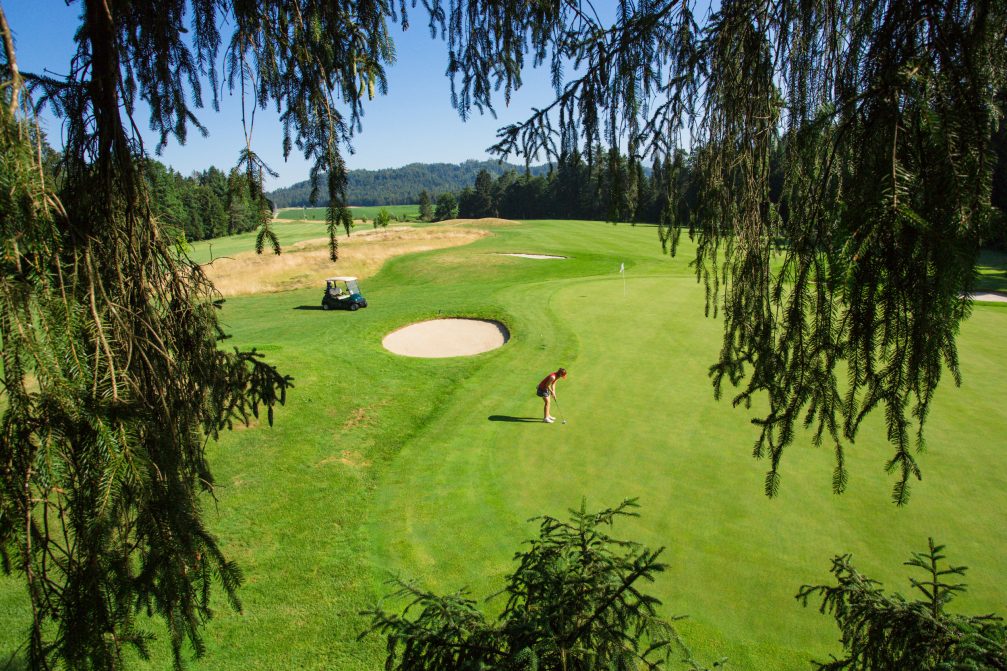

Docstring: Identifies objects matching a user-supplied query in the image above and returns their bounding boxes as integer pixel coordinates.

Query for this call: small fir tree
[798,539,1007,669]
[418,190,433,222]
[365,500,718,671]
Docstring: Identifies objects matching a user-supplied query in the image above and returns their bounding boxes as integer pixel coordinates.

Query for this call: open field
[1,220,1005,670]
[275,204,420,222]
[202,225,489,297]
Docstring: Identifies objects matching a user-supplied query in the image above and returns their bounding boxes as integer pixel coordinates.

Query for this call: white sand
[971,292,1007,303]
[496,253,567,259]
[382,318,510,358]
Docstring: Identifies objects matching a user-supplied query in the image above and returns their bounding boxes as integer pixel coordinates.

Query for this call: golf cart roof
[326,276,358,282]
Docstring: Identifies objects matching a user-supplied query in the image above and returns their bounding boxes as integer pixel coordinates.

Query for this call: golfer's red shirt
[537,372,559,392]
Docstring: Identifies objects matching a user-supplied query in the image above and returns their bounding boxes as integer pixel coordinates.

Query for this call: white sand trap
[971,292,1007,303]
[383,318,510,358]
[496,253,567,260]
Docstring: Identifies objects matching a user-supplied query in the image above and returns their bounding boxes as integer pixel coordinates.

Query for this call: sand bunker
[496,253,567,260]
[382,318,510,358]
[971,292,1007,303]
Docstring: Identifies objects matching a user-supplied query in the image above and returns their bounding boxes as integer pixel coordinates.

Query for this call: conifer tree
[366,501,717,671]
[418,189,433,222]
[798,539,1007,669]
[472,168,496,217]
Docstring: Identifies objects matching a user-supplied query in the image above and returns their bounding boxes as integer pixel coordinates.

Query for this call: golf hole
[495,253,567,260]
[382,318,510,358]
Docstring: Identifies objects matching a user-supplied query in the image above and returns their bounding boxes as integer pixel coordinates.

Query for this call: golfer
[536,368,567,423]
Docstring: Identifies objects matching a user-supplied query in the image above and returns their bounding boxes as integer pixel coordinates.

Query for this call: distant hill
[267,160,550,207]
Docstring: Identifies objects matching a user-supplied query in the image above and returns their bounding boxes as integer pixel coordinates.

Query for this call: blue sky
[3,1,564,188]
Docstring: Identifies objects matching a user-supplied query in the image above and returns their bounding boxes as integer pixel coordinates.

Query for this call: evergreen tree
[418,189,433,222]
[554,151,588,219]
[0,5,296,668]
[472,168,496,217]
[456,186,478,218]
[366,501,715,671]
[798,540,1007,669]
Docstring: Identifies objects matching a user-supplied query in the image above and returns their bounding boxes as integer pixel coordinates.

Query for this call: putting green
[366,223,1007,668]
[0,220,1003,670]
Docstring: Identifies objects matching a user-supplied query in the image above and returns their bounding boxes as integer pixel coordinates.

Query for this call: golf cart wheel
[349,303,360,311]
[361,300,368,308]
[322,302,331,310]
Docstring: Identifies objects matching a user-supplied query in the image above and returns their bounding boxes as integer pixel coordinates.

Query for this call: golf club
[552,394,567,424]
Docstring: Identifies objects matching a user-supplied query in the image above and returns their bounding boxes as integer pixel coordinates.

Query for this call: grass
[200,225,487,297]
[275,204,420,222]
[0,220,1005,670]
[977,248,1007,293]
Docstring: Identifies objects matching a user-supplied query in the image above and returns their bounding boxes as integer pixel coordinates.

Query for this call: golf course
[1,216,1005,669]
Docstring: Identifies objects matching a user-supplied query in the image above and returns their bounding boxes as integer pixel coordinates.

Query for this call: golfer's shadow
[488,415,542,423]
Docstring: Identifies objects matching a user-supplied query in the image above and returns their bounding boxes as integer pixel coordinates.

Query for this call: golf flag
[620,262,626,296]
[619,262,625,274]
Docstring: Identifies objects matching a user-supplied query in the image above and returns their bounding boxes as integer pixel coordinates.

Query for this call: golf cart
[321,276,368,311]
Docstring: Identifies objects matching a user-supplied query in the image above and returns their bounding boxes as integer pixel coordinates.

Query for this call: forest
[450,146,1007,248]
[267,159,548,207]
[145,160,271,243]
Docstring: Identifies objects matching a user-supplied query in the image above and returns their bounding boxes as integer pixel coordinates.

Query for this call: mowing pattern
[1,219,1002,671]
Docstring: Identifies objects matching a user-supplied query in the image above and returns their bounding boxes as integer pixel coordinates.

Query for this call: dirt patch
[316,450,372,468]
[203,226,488,297]
[341,407,369,430]
[230,418,261,431]
[382,318,509,358]
[340,401,389,430]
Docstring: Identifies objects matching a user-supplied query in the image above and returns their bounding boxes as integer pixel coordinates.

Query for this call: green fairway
[1,220,1005,670]
[275,204,420,222]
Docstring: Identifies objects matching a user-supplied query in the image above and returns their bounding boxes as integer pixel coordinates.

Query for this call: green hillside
[268,160,548,207]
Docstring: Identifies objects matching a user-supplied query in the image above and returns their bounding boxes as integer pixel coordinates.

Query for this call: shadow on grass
[293,305,324,310]
[977,249,1007,293]
[0,650,27,671]
[488,415,542,423]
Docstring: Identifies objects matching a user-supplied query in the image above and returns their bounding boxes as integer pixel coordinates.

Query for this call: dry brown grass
[316,450,372,468]
[203,225,489,297]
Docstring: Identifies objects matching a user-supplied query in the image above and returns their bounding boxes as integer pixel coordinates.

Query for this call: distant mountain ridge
[268,159,549,207]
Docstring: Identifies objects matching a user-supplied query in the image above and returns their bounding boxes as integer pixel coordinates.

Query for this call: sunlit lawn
[1,220,1004,670]
[275,204,420,222]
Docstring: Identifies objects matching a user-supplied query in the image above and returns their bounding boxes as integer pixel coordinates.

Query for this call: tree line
[145,160,271,243]
[267,159,549,208]
[447,147,1007,247]
[449,149,673,223]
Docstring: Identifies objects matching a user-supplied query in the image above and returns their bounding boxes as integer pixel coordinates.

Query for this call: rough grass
[203,226,487,297]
